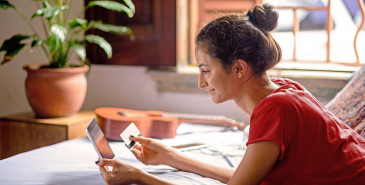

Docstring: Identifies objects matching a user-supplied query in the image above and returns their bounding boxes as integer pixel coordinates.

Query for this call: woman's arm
[166,140,281,184]
[97,138,280,184]
[97,159,176,185]
[228,141,281,185]
[166,149,236,183]
[131,136,235,183]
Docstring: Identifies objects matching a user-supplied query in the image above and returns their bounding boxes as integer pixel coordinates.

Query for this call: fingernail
[130,135,135,137]
[95,160,99,164]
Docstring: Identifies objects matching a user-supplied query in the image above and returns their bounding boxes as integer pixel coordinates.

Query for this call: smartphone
[86,118,115,159]
[172,142,208,151]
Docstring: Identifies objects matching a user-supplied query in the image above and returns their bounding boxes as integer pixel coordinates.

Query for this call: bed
[0,122,248,185]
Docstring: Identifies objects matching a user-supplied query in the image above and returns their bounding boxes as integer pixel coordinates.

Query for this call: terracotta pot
[24,64,89,118]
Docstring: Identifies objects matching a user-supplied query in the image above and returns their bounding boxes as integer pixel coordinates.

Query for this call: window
[85,0,364,69]
[177,0,262,67]
[177,0,365,71]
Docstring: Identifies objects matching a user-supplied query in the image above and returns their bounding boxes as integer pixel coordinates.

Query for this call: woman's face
[196,48,238,104]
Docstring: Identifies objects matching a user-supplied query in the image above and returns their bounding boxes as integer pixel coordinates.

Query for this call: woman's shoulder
[260,86,301,106]
[267,77,313,104]
[253,92,296,118]
[271,77,308,92]
[255,82,313,114]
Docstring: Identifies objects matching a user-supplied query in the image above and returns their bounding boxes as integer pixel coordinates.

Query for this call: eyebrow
[198,64,207,68]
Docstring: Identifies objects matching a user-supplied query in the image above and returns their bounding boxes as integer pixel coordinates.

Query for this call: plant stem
[35,2,49,38]
[58,0,63,25]
[14,7,50,61]
[14,8,39,39]
[64,0,73,49]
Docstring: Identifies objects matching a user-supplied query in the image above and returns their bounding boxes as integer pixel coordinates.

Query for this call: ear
[234,59,247,78]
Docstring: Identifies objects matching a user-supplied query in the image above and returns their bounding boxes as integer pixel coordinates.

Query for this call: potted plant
[0,0,135,118]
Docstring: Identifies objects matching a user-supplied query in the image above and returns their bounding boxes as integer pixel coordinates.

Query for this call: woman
[96,4,365,184]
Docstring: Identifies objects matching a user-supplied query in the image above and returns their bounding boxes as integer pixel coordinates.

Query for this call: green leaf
[0,44,25,65]
[0,34,30,51]
[49,24,67,42]
[93,23,134,40]
[68,18,88,29]
[85,34,112,58]
[85,20,102,30]
[0,0,15,9]
[42,0,51,8]
[48,24,67,55]
[31,39,43,48]
[123,0,135,14]
[0,34,31,64]
[87,1,134,18]
[31,5,68,20]
[70,43,86,62]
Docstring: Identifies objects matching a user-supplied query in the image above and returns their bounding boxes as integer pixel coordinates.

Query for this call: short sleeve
[247,94,296,161]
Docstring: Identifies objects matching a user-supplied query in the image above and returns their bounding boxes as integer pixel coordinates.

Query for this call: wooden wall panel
[85,0,177,67]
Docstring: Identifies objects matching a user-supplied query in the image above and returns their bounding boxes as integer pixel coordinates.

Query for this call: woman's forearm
[165,150,235,183]
[135,170,176,185]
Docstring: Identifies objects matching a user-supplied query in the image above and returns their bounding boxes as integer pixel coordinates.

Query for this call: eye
[201,70,209,74]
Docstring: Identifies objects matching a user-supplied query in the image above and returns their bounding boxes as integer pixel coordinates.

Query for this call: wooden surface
[354,0,365,64]
[188,0,261,64]
[85,0,177,67]
[0,111,95,159]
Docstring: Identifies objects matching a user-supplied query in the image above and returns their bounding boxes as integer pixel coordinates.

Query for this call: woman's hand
[96,158,143,185]
[130,136,177,166]
[96,158,175,185]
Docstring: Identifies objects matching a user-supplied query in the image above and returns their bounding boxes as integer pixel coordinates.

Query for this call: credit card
[120,123,141,149]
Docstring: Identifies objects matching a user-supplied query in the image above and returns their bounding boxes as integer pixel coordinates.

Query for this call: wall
[0,1,249,123]
[1,1,352,125]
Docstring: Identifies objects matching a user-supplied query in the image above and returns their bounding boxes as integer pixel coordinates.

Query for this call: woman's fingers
[96,158,116,167]
[131,136,168,151]
[99,165,109,174]
[130,136,151,145]
[131,144,150,164]
[97,159,114,183]
[131,147,143,162]
[134,143,142,150]
[141,145,148,164]
[99,165,113,181]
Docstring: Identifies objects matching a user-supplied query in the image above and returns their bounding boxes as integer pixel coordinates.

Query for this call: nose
[198,73,208,89]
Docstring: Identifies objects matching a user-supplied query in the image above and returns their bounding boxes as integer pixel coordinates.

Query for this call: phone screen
[86,119,115,159]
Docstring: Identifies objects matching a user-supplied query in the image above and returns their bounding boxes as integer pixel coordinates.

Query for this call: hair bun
[247,3,279,32]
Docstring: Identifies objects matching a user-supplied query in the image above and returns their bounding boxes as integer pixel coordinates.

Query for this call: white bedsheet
[0,123,248,185]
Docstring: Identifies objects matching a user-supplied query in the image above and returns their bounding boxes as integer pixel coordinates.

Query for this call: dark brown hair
[196,3,282,75]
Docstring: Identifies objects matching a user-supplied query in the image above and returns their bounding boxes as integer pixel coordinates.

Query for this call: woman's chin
[211,97,224,104]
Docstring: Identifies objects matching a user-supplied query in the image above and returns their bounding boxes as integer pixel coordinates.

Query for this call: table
[0,111,95,159]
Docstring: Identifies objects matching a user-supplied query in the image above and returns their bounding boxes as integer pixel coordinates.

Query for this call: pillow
[326,64,365,138]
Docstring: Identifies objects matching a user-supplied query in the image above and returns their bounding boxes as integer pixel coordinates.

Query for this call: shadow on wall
[82,65,250,124]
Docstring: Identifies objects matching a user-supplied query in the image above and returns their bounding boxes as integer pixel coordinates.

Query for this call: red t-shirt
[247,78,365,185]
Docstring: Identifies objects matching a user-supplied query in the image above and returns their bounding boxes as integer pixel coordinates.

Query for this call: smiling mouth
[208,89,215,93]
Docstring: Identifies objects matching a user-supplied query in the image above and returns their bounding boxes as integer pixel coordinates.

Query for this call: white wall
[0,1,250,123]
